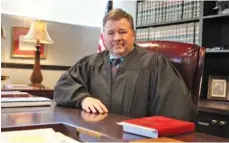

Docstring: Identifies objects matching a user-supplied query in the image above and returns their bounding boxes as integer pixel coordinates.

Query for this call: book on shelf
[117,116,195,138]
[1,96,51,108]
[136,21,199,45]
[136,1,200,26]
[1,128,80,143]
[1,91,32,98]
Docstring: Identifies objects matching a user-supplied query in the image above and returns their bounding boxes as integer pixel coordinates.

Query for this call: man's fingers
[81,97,108,114]
[89,105,97,113]
[97,101,108,113]
[83,106,90,113]
[93,103,104,113]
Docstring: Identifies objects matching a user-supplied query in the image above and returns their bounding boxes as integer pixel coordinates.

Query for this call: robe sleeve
[54,57,91,108]
[149,55,197,122]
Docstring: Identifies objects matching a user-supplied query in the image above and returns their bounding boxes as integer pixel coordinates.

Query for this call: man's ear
[132,30,136,40]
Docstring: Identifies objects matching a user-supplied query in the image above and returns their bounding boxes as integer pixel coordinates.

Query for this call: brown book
[1,91,32,98]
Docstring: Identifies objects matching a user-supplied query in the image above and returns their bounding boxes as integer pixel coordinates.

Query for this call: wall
[1,0,137,88]
[1,14,100,88]
[1,14,100,66]
[113,0,137,29]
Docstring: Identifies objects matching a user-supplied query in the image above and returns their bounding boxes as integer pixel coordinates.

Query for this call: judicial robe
[54,46,197,122]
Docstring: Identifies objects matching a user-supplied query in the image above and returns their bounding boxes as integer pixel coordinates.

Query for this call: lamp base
[30,44,44,89]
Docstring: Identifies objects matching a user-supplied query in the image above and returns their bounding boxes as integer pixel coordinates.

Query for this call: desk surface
[1,103,229,142]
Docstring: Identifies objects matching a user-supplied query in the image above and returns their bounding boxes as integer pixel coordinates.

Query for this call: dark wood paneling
[202,16,229,48]
[1,62,71,71]
[197,111,229,138]
[200,53,229,99]
[198,99,229,115]
[203,1,218,16]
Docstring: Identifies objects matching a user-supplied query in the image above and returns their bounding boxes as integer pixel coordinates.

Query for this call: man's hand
[81,111,108,122]
[81,97,108,113]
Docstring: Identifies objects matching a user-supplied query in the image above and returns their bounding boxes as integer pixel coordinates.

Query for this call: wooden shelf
[206,49,229,53]
[198,99,229,115]
[136,18,199,28]
[203,14,229,20]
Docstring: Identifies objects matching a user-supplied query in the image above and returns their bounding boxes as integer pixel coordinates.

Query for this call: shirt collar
[109,54,124,62]
[109,47,135,62]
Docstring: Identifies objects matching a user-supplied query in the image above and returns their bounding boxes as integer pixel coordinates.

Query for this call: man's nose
[114,32,121,41]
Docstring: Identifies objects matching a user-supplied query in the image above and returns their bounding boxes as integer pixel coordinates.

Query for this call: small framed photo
[207,75,229,101]
[11,27,46,59]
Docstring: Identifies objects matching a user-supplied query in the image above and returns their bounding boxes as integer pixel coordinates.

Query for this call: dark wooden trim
[198,99,229,116]
[1,62,70,71]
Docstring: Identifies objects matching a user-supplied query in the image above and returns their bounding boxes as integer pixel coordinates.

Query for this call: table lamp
[23,20,54,88]
[1,26,6,39]
[1,26,10,81]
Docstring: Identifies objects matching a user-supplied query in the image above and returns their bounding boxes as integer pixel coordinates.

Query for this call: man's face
[103,18,135,57]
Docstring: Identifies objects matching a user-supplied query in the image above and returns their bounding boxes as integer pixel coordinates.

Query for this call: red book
[1,91,32,98]
[117,116,195,138]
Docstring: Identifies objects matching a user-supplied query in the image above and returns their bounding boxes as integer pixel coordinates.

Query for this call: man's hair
[103,8,134,31]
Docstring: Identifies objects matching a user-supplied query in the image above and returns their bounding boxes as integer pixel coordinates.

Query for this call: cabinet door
[197,111,229,138]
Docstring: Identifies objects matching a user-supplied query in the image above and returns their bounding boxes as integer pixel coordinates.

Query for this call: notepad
[1,128,80,143]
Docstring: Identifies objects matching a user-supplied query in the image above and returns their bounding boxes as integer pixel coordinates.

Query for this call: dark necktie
[111,59,121,80]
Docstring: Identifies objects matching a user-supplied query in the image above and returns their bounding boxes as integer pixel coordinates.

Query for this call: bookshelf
[135,0,229,98]
[206,49,229,53]
[135,1,229,138]
[136,1,201,45]
[135,1,229,48]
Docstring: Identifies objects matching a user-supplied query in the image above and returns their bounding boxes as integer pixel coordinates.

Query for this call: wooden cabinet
[197,100,229,138]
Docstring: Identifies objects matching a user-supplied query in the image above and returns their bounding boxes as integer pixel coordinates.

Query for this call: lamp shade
[23,20,54,44]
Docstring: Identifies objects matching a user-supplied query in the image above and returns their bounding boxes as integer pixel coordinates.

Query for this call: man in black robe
[54,8,197,122]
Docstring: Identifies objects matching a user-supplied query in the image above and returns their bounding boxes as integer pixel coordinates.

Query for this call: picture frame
[11,27,47,59]
[207,75,229,101]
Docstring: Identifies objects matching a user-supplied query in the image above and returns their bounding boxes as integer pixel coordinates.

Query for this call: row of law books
[1,91,51,108]
[137,1,200,26]
[136,22,199,45]
[1,128,80,143]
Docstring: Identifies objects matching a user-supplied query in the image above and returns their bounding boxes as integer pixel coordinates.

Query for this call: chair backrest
[136,41,206,106]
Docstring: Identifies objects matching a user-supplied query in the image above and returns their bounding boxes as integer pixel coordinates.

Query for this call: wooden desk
[1,102,229,142]
[1,88,54,99]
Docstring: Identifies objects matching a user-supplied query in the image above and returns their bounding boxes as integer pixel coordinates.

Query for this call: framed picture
[207,75,229,101]
[11,27,46,59]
